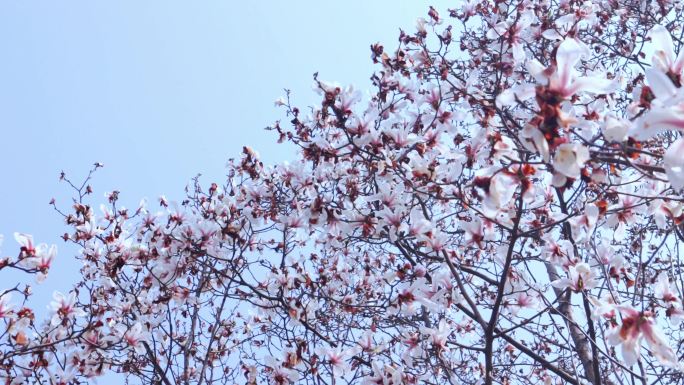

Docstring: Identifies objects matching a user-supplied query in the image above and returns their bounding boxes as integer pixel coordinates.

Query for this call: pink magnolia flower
[76,221,102,240]
[396,278,439,315]
[568,204,599,243]
[317,347,350,377]
[655,272,684,325]
[50,291,85,326]
[363,362,404,385]
[507,291,538,316]
[400,331,424,366]
[543,238,574,268]
[607,306,679,368]
[420,319,452,354]
[264,356,300,384]
[588,295,617,320]
[14,232,36,258]
[633,104,684,140]
[603,115,630,142]
[113,322,151,355]
[32,244,56,283]
[632,26,684,140]
[530,38,614,98]
[486,11,534,62]
[655,272,680,303]
[461,217,491,249]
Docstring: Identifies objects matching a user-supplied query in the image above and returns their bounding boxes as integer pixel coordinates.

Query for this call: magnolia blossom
[400,331,424,366]
[655,273,684,325]
[265,356,300,384]
[31,244,56,283]
[551,263,598,292]
[317,347,350,377]
[552,142,590,182]
[568,204,599,243]
[607,306,679,368]
[113,322,151,355]
[603,115,630,142]
[485,11,534,62]
[420,319,452,354]
[649,25,684,75]
[529,38,614,98]
[362,362,404,385]
[49,291,85,326]
[633,25,684,139]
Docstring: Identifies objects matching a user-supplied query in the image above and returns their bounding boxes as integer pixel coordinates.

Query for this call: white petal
[664,137,684,189]
[649,25,675,72]
[646,68,677,100]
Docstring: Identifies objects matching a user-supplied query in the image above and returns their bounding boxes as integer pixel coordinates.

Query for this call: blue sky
[0,1,446,381]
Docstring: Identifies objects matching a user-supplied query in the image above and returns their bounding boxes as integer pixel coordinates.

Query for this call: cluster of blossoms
[7,1,684,385]
[0,233,86,384]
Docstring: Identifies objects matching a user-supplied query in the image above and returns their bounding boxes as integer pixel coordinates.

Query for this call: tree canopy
[4,1,684,385]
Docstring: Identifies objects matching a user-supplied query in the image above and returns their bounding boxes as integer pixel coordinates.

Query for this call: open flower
[607,306,679,368]
[420,319,452,354]
[264,356,300,384]
[317,347,350,377]
[649,25,684,77]
[31,244,56,283]
[50,291,85,326]
[551,263,598,292]
[552,142,590,182]
[655,273,684,325]
[530,38,614,98]
[112,322,151,355]
[632,26,684,139]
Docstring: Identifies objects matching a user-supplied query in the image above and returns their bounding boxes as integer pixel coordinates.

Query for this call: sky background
[0,1,448,382]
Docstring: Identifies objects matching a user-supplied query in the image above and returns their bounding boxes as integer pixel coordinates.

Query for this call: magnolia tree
[5,1,684,384]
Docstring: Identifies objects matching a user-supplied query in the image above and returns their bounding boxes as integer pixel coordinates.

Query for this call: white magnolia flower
[553,142,590,180]
[551,263,598,292]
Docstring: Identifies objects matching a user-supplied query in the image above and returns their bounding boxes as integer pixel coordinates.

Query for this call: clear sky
[0,1,448,382]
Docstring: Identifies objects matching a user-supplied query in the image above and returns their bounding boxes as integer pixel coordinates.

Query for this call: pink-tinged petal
[617,305,640,319]
[567,76,616,96]
[606,326,622,346]
[526,60,546,83]
[621,337,641,367]
[645,68,677,100]
[674,50,684,75]
[641,322,680,367]
[550,278,572,289]
[633,107,684,140]
[13,233,33,249]
[512,42,526,62]
[664,137,684,189]
[649,25,675,72]
[541,29,562,41]
[552,38,584,93]
[496,84,535,107]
